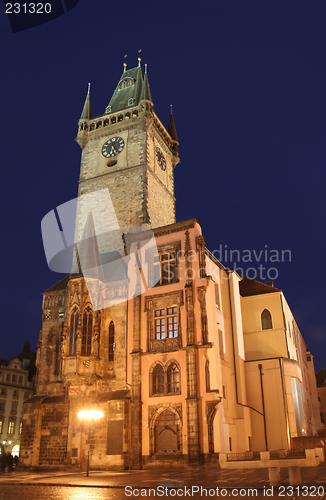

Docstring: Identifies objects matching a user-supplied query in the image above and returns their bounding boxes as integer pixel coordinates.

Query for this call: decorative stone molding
[145,290,183,352]
[196,235,206,278]
[197,286,208,345]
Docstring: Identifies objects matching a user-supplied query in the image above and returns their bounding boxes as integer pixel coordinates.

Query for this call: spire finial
[87,83,91,93]
[170,103,172,114]
[145,63,147,74]
[123,54,127,72]
[138,57,141,67]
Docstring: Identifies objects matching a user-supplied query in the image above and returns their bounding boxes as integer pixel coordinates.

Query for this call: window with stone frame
[69,306,80,356]
[8,421,15,434]
[19,421,23,435]
[167,363,180,394]
[261,309,273,330]
[151,361,180,397]
[155,307,177,340]
[152,364,164,395]
[147,242,181,288]
[0,402,5,411]
[145,291,183,352]
[0,420,3,434]
[81,306,93,356]
[108,321,115,362]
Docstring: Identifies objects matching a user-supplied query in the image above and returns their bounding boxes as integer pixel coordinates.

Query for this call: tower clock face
[102,137,125,158]
[156,146,166,171]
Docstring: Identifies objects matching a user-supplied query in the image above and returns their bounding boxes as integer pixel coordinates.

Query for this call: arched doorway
[154,410,181,454]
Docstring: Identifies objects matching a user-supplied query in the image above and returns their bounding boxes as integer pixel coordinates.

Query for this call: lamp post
[77,410,104,476]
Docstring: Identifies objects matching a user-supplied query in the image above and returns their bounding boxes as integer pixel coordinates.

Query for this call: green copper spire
[104,60,151,115]
[80,83,92,120]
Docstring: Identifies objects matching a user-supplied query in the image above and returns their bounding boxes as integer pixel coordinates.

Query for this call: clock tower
[75,59,179,255]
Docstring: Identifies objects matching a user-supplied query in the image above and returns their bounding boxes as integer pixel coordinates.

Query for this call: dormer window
[119,78,134,90]
[105,105,112,114]
[128,98,134,106]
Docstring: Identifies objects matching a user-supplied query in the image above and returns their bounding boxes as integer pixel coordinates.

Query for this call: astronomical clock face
[102,137,125,158]
[156,146,166,171]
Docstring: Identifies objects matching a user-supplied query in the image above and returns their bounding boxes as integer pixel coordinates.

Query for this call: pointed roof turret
[71,212,105,281]
[80,83,92,120]
[168,104,178,142]
[104,60,146,114]
[140,63,153,102]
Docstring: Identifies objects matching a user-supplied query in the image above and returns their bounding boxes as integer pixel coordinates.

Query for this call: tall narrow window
[261,309,273,330]
[98,314,101,359]
[69,306,79,356]
[0,421,3,434]
[108,321,115,362]
[8,421,15,434]
[167,363,180,394]
[153,364,164,395]
[81,306,93,356]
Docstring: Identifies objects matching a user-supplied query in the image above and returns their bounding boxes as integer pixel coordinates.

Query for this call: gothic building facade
[20,61,321,470]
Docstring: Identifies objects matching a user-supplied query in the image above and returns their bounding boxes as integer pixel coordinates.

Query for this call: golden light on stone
[78,410,104,421]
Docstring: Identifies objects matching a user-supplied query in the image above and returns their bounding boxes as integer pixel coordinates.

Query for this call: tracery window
[167,363,180,394]
[69,306,79,356]
[261,309,273,330]
[151,361,180,396]
[153,364,164,395]
[81,306,93,356]
[108,321,115,362]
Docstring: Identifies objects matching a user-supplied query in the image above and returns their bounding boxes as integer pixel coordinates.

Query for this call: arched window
[167,363,180,394]
[261,309,273,330]
[109,321,115,361]
[69,306,79,356]
[153,364,164,395]
[120,81,126,89]
[81,306,93,356]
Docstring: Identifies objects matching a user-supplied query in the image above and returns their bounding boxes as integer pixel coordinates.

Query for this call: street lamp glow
[78,410,104,421]
[77,409,104,476]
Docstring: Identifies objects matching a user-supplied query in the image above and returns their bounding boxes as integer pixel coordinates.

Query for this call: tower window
[261,309,273,330]
[108,321,115,362]
[81,306,93,356]
[69,306,79,356]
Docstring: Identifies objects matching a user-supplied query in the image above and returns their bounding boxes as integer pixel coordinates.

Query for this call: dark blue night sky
[1,1,325,371]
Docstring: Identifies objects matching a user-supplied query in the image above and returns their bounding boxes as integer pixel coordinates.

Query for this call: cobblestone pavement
[0,463,325,500]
